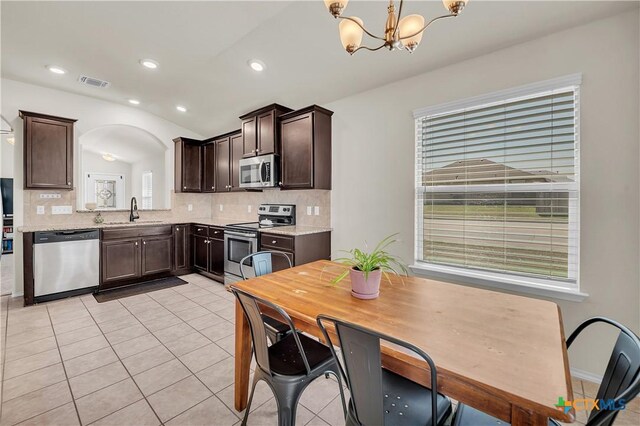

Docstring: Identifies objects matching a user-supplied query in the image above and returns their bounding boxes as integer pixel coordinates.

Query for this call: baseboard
[571,368,603,385]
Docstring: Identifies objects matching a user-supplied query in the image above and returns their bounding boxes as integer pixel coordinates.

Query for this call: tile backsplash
[22,188,330,228]
[210,189,330,227]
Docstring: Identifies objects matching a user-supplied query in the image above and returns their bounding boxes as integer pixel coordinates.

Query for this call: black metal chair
[231,287,347,426]
[239,251,293,343]
[452,317,640,426]
[317,314,452,426]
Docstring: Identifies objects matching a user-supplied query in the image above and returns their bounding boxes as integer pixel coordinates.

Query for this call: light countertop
[18,218,331,236]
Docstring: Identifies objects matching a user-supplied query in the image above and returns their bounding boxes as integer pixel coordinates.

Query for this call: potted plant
[332,234,408,299]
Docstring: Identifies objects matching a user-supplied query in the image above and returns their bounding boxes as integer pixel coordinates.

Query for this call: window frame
[141,170,153,210]
[412,74,587,301]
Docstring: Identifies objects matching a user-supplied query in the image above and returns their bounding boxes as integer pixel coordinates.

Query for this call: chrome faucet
[130,197,139,222]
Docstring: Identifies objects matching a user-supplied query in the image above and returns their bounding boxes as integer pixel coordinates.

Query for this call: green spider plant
[331,233,408,284]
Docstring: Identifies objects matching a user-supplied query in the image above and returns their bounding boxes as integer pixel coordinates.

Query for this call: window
[414,75,581,294]
[141,171,153,209]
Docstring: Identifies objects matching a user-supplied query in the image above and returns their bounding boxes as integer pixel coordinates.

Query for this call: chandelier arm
[338,16,386,41]
[392,0,405,38]
[398,13,456,41]
[352,43,387,54]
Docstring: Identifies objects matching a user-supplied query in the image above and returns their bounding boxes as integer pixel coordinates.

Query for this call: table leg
[234,299,252,412]
[511,406,548,426]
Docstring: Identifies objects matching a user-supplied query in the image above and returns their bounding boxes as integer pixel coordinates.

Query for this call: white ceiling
[2,1,638,137]
[80,125,166,164]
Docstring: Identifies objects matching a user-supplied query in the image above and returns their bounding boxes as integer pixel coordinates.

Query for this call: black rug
[93,276,189,303]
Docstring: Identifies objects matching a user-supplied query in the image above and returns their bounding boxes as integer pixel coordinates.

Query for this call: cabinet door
[193,235,209,271]
[141,236,173,276]
[271,251,294,273]
[281,113,314,189]
[215,137,230,192]
[174,225,190,271]
[208,238,225,276]
[182,142,203,192]
[256,111,275,155]
[203,143,216,192]
[24,116,74,189]
[101,238,140,283]
[242,117,257,158]
[230,132,243,191]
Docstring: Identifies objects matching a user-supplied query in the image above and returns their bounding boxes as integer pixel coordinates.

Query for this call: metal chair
[452,317,640,426]
[231,287,347,426]
[240,251,293,343]
[317,315,452,426]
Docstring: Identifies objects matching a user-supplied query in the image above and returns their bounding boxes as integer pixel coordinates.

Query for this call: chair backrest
[230,287,311,376]
[566,317,640,426]
[239,250,292,280]
[317,315,439,426]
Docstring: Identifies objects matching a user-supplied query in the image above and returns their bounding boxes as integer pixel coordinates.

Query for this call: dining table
[232,260,575,425]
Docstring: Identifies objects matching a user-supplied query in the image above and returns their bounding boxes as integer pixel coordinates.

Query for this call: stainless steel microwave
[239,154,279,189]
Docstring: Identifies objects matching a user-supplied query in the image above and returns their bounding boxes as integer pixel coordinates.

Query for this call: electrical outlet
[219,204,224,212]
[306,206,312,216]
[37,205,45,215]
[247,205,252,213]
[39,193,61,199]
[314,206,320,216]
[187,204,193,212]
[52,205,73,215]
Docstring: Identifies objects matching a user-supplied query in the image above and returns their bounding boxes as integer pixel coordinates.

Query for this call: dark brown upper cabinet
[214,135,231,192]
[239,104,292,158]
[279,105,333,190]
[230,131,243,191]
[202,142,216,192]
[174,137,202,192]
[20,111,76,190]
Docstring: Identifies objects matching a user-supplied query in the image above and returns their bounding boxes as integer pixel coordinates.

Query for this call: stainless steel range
[224,204,295,284]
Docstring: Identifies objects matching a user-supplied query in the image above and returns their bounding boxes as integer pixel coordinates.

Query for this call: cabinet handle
[176,227,180,231]
[214,231,220,234]
[279,181,283,185]
[135,242,138,246]
[67,181,71,185]
[183,186,187,190]
[211,186,214,189]
[197,228,203,232]
[272,240,277,244]
[143,241,146,245]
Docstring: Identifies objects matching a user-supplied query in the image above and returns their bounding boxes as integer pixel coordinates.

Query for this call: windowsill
[409,263,589,302]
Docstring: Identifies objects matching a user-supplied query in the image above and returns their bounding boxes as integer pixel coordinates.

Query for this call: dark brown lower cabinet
[141,236,172,276]
[101,238,141,284]
[192,225,225,282]
[174,224,191,273]
[260,231,331,273]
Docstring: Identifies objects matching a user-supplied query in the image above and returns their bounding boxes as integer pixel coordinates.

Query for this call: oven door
[239,155,277,188]
[224,230,258,278]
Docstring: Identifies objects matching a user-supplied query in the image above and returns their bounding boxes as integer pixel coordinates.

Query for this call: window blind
[142,171,153,210]
[415,86,579,289]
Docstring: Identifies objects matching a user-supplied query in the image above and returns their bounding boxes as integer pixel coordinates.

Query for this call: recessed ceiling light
[248,59,266,72]
[47,65,66,74]
[176,105,187,112]
[102,153,116,162]
[140,59,159,69]
[128,99,140,105]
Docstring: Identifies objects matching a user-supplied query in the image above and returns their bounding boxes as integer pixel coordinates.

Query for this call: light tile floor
[0,273,638,426]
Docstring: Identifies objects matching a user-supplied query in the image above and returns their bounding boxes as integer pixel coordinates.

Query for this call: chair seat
[268,333,334,376]
[452,404,559,426]
[361,368,452,426]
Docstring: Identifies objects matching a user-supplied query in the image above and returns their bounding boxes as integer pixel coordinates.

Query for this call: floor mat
[93,276,188,302]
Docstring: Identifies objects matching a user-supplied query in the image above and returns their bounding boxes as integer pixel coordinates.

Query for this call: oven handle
[224,230,258,239]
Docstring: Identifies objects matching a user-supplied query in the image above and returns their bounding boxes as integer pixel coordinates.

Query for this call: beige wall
[326,11,639,378]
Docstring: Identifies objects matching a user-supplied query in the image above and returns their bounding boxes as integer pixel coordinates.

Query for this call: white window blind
[142,171,152,210]
[415,80,580,291]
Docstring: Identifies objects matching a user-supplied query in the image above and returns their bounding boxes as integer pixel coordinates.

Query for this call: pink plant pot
[349,268,382,300]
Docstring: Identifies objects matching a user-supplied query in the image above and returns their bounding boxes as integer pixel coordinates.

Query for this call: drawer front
[192,224,209,237]
[209,226,224,240]
[102,225,171,241]
[260,233,294,251]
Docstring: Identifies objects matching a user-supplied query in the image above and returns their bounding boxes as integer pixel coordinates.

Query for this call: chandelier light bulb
[399,14,425,53]
[339,17,364,54]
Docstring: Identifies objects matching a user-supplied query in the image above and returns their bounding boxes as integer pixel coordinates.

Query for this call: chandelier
[324,0,469,54]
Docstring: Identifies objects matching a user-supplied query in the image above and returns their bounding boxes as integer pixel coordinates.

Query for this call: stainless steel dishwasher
[33,229,100,301]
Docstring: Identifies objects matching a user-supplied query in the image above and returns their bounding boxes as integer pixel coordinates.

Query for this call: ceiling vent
[77,75,111,89]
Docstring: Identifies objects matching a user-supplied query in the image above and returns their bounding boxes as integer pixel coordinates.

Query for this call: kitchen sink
[103,220,164,225]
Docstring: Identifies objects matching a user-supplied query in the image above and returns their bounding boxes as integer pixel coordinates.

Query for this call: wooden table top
[233,260,573,422]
